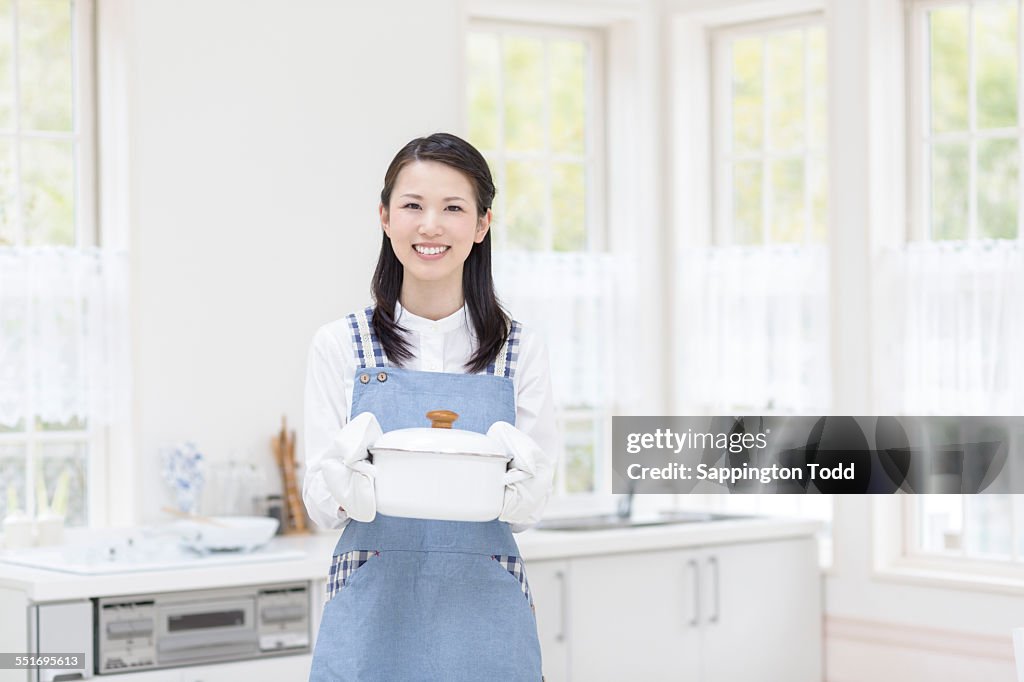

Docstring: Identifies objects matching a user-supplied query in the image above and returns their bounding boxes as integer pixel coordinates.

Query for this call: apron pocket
[326,549,380,602]
[491,554,534,612]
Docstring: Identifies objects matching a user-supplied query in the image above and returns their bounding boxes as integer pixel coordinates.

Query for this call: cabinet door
[568,549,701,681]
[527,560,569,682]
[699,538,821,682]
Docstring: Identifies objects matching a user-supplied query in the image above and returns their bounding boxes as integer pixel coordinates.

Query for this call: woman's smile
[413,243,451,259]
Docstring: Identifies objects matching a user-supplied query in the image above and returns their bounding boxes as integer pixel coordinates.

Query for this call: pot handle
[426,410,459,429]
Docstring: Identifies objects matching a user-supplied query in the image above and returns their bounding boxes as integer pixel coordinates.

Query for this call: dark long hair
[372,133,510,373]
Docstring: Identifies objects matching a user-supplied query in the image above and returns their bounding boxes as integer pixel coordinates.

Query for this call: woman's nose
[418,211,444,236]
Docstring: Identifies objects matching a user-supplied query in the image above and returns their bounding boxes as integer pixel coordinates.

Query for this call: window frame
[872,495,1024,594]
[867,0,1024,592]
[0,0,101,528]
[670,2,835,566]
[466,17,612,502]
[898,419,1024,576]
[466,18,607,253]
[710,11,827,246]
[905,0,1024,242]
[1,0,97,248]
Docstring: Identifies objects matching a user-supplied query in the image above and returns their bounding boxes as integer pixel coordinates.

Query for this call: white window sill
[873,558,1024,596]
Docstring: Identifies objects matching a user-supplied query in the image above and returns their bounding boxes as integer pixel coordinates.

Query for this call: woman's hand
[487,421,555,527]
[321,412,383,522]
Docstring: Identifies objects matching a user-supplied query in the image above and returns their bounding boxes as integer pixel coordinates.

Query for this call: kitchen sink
[534,510,752,531]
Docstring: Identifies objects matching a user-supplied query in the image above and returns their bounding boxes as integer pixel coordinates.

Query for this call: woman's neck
[399,281,464,321]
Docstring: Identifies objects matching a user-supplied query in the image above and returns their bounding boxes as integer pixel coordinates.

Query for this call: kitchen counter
[518,514,820,561]
[0,514,819,602]
[0,533,333,602]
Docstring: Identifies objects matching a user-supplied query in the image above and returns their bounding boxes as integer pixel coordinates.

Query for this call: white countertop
[518,514,820,561]
[0,515,819,602]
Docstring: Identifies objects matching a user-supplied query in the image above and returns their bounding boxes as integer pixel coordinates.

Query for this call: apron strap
[348,306,388,368]
[489,320,521,379]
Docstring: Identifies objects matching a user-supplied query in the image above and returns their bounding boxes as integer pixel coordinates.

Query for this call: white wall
[115,0,463,523]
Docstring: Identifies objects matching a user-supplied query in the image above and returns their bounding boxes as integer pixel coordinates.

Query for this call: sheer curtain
[874,241,1024,415]
[0,247,130,526]
[874,242,1024,563]
[676,245,831,414]
[493,251,625,411]
[0,247,130,429]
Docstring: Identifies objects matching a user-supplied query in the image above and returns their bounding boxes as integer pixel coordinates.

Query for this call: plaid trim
[486,320,522,379]
[326,549,380,601]
[492,554,533,609]
[347,306,387,368]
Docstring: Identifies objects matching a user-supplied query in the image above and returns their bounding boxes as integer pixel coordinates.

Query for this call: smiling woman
[302,133,560,681]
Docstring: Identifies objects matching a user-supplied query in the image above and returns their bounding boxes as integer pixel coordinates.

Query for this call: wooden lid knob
[426,410,458,429]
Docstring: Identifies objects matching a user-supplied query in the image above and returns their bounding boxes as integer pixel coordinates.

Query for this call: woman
[303,133,559,681]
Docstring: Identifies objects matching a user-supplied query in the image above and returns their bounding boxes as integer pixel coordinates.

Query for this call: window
[0,0,108,529]
[674,11,834,555]
[712,16,828,246]
[908,0,1020,241]
[889,0,1024,578]
[678,14,831,417]
[466,20,610,496]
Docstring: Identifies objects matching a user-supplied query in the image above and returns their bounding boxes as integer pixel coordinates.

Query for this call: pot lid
[371,410,507,458]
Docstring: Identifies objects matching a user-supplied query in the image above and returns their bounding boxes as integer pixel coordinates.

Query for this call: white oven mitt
[487,421,555,527]
[320,411,383,523]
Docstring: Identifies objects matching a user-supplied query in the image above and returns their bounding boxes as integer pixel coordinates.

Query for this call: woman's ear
[379,203,390,237]
[474,208,492,244]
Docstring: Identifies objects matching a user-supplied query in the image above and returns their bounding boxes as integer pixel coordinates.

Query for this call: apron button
[359,374,370,384]
[377,372,388,382]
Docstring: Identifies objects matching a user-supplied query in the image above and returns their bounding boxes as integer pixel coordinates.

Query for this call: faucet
[616,479,635,519]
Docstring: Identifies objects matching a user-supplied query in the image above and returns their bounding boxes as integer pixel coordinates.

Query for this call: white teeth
[414,245,449,255]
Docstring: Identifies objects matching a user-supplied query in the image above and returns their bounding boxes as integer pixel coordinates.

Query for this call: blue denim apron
[309,307,542,681]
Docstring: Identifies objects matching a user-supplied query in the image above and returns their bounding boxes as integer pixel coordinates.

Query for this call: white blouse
[302,303,561,531]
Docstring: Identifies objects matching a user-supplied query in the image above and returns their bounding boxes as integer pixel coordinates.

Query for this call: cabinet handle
[708,555,720,624]
[687,559,700,627]
[555,570,567,643]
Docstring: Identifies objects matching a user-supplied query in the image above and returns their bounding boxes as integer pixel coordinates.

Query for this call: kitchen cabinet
[528,536,821,682]
[529,560,570,682]
[698,540,820,682]
[565,548,701,681]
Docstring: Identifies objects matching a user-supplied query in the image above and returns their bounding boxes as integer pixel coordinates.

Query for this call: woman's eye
[402,203,421,210]
[445,205,463,212]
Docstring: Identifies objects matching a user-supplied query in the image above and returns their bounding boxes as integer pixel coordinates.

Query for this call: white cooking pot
[370,410,524,522]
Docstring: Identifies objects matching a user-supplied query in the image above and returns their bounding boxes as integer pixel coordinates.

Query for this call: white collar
[395,301,468,334]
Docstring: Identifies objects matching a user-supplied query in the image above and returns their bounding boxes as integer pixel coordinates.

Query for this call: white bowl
[171,516,279,552]
[370,420,511,522]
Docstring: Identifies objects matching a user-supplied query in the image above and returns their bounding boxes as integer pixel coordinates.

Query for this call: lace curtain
[676,245,832,413]
[874,240,1024,414]
[492,251,625,410]
[0,247,131,429]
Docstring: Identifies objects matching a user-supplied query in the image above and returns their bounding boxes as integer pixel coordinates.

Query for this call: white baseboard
[826,615,1017,682]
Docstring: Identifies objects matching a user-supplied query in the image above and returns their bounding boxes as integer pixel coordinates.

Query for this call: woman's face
[381,160,491,291]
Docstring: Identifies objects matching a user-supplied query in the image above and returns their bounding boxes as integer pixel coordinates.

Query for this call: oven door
[155,597,258,666]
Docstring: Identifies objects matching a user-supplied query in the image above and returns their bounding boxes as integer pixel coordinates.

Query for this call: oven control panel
[95,581,310,675]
